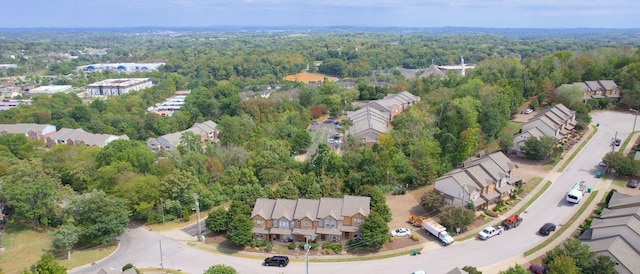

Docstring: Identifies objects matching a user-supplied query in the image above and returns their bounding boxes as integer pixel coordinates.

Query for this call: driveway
[72,111,637,274]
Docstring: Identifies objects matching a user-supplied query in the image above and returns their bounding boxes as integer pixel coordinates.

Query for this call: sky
[2,0,640,29]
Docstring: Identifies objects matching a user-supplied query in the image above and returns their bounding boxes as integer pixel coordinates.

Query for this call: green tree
[359,211,390,248]
[547,255,579,274]
[498,131,515,153]
[95,139,155,173]
[498,264,527,274]
[521,136,557,160]
[29,253,66,274]
[226,214,253,246]
[0,159,70,229]
[204,264,237,274]
[0,133,28,158]
[421,190,444,212]
[205,207,229,232]
[462,266,483,274]
[588,255,617,274]
[50,224,82,260]
[64,190,129,245]
[357,185,392,222]
[438,206,475,233]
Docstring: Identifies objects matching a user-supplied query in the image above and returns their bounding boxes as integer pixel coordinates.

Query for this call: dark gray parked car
[539,223,556,236]
[264,255,289,267]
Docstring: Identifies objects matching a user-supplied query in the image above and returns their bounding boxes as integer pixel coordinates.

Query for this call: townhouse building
[250,195,370,242]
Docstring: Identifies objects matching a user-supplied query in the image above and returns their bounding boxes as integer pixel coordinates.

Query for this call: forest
[1,28,640,251]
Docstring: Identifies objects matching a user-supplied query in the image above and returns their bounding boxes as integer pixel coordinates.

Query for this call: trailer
[501,214,523,230]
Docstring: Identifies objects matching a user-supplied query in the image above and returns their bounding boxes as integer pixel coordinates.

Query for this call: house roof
[49,128,128,147]
[465,165,494,187]
[585,81,604,91]
[342,195,370,217]
[608,192,640,209]
[589,215,640,249]
[585,236,640,274]
[0,123,55,135]
[420,64,446,78]
[271,199,298,221]
[317,197,344,220]
[446,267,469,274]
[293,198,320,220]
[251,198,276,219]
[600,207,640,219]
[347,105,389,138]
[598,80,618,90]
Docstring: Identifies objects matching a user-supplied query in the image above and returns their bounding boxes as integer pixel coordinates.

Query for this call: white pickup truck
[478,225,504,240]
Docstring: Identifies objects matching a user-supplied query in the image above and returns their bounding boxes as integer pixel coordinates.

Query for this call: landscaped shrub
[322,242,342,252]
[249,239,266,248]
[485,209,498,217]
[288,243,296,250]
[409,234,420,242]
[265,242,273,252]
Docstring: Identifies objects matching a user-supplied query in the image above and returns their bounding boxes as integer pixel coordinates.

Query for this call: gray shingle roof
[251,198,276,219]
[584,236,640,274]
[293,198,320,220]
[317,197,343,220]
[608,192,640,209]
[342,195,370,217]
[271,199,298,221]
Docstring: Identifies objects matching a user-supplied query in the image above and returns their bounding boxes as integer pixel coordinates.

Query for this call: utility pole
[304,236,310,274]
[159,240,164,270]
[631,109,639,133]
[193,194,203,242]
[612,131,618,153]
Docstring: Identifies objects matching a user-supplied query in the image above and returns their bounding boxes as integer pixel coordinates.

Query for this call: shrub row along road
[71,111,635,274]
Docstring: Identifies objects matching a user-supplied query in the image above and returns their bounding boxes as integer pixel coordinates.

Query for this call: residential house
[560,80,621,102]
[512,103,576,156]
[346,91,420,146]
[250,195,370,243]
[346,105,389,146]
[147,120,218,151]
[0,123,57,140]
[435,152,519,210]
[45,128,129,148]
[268,199,298,242]
[578,192,640,274]
[419,64,446,78]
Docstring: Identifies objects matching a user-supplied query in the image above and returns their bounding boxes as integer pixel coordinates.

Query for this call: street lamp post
[193,194,203,242]
[631,108,639,133]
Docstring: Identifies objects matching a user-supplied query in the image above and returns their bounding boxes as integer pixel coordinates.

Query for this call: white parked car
[327,139,337,144]
[391,228,411,237]
[412,271,426,274]
[524,108,534,114]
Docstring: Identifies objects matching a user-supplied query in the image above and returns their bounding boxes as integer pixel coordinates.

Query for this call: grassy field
[0,223,52,273]
[0,222,118,273]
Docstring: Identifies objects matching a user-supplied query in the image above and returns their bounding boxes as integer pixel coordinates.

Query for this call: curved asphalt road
[71,111,636,274]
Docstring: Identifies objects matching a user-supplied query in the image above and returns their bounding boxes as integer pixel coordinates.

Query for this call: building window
[303,221,310,228]
[354,218,363,225]
[254,219,264,227]
[325,219,336,228]
[279,220,289,228]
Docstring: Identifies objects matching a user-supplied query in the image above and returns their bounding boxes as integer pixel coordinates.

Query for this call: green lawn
[0,223,52,273]
[0,222,118,273]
